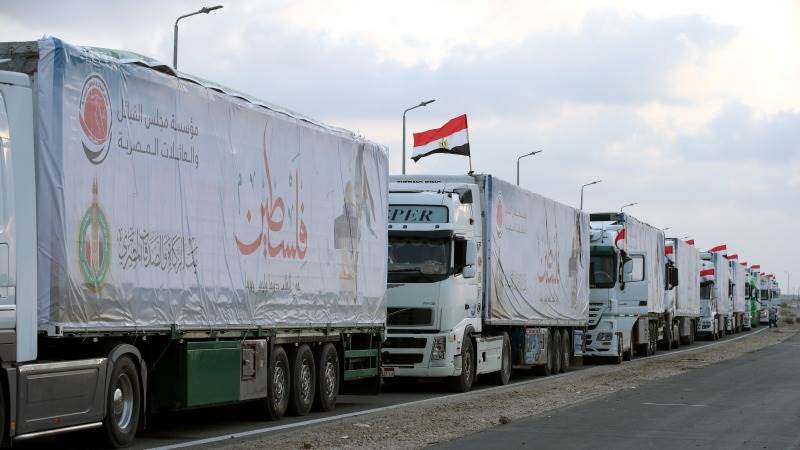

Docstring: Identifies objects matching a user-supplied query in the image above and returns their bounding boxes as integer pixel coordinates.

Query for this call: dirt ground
[223,324,798,450]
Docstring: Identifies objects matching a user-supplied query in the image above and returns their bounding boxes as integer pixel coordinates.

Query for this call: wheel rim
[324,358,337,397]
[273,364,287,408]
[112,373,134,431]
[299,358,313,403]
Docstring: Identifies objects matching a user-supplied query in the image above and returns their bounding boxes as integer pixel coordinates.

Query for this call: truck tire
[492,333,512,385]
[289,344,316,416]
[660,320,672,351]
[0,375,6,445]
[264,345,290,421]
[613,339,623,365]
[447,336,475,392]
[103,356,141,448]
[622,345,632,361]
[648,321,657,356]
[552,330,562,374]
[314,343,339,412]
[561,329,571,372]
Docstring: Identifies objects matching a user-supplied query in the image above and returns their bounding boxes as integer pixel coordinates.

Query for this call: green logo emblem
[78,179,111,291]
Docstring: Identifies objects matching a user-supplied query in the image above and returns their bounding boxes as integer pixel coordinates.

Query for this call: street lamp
[579,179,601,210]
[516,150,543,185]
[402,99,435,174]
[174,5,224,70]
[620,202,638,212]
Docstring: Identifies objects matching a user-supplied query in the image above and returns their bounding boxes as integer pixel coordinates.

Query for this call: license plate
[382,367,395,378]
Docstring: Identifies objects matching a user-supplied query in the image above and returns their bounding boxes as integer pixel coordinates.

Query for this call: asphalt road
[15,328,769,449]
[432,331,800,450]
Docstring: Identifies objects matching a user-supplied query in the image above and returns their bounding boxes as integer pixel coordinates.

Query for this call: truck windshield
[589,254,616,288]
[388,237,451,283]
[701,282,713,300]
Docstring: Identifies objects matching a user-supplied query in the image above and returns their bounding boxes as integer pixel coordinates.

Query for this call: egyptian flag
[412,114,470,162]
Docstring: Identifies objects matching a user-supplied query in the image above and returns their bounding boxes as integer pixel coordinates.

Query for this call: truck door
[619,253,647,307]
[0,71,37,362]
[0,87,15,329]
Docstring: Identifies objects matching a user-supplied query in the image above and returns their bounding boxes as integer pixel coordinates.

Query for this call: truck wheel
[648,322,657,356]
[314,343,339,412]
[552,330,562,374]
[561,329,571,372]
[622,346,632,361]
[264,345,290,421]
[447,336,475,392]
[661,320,672,351]
[103,356,141,448]
[613,339,623,365]
[289,344,316,416]
[492,333,512,385]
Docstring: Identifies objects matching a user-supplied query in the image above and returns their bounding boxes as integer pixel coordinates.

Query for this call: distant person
[768,306,778,328]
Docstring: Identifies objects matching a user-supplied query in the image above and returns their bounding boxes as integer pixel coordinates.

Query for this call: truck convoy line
[0,38,785,447]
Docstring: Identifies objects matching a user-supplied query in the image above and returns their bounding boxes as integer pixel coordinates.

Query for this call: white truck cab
[586,213,668,362]
[384,179,483,383]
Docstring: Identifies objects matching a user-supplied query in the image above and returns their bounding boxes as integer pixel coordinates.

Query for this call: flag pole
[466,122,473,174]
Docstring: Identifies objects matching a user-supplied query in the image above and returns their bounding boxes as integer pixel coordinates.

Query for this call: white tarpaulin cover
[668,239,700,317]
[35,38,388,331]
[730,261,746,313]
[615,214,666,313]
[482,176,589,325]
[713,254,732,316]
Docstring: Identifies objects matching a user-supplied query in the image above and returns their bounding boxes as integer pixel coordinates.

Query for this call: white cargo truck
[585,213,671,362]
[663,238,700,347]
[729,258,747,333]
[382,175,589,392]
[742,265,754,330]
[0,38,388,446]
[697,252,731,339]
[758,273,771,324]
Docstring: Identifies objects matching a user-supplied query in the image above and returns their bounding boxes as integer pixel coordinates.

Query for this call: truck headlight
[597,332,613,342]
[431,336,446,360]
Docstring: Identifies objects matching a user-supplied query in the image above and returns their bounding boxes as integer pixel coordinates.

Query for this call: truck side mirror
[669,265,679,288]
[463,240,477,279]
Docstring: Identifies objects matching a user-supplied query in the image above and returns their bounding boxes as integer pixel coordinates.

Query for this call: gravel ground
[222,325,798,450]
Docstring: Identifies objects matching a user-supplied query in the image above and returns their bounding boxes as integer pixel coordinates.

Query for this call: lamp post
[786,271,790,302]
[174,5,224,70]
[516,150,543,185]
[579,179,601,210]
[620,202,638,213]
[402,99,435,174]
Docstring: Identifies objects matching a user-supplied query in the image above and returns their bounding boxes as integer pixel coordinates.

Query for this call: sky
[2,0,799,294]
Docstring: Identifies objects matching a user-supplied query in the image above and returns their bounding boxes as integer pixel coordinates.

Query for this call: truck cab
[586,213,665,361]
[697,252,727,339]
[383,176,483,384]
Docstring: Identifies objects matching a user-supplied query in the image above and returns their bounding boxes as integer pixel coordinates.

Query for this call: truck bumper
[382,333,459,378]
[696,317,715,335]
[585,326,621,357]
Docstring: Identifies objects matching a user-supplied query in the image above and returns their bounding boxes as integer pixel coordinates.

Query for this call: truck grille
[382,352,424,365]
[384,337,428,349]
[387,308,433,326]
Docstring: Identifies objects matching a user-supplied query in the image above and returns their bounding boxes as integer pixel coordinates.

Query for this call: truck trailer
[382,174,589,392]
[697,252,731,339]
[729,259,747,333]
[586,212,671,362]
[0,38,388,446]
[664,238,700,346]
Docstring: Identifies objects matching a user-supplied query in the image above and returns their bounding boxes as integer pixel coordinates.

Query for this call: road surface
[432,331,800,450]
[15,328,769,449]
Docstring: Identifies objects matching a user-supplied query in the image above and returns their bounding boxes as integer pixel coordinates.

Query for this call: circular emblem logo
[78,182,111,291]
[79,74,112,165]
